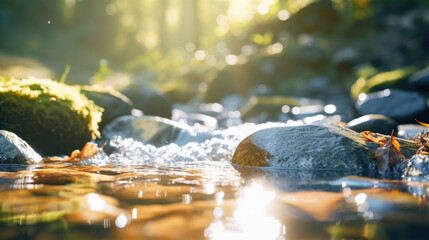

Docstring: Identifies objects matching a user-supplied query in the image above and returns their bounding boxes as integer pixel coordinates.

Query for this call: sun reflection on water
[206,182,284,240]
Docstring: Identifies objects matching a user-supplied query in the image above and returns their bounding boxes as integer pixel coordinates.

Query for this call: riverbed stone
[347,114,397,135]
[102,115,212,147]
[0,130,42,164]
[232,123,373,169]
[355,89,429,123]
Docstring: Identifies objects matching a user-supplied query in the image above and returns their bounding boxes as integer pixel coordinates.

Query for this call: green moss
[350,67,417,98]
[0,77,102,156]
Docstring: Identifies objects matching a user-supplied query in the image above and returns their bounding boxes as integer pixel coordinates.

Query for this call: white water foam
[82,122,288,167]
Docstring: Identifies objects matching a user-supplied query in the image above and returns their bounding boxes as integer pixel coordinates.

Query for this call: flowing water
[1,118,429,239]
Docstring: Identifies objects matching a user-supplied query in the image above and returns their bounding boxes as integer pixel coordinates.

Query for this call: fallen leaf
[410,119,429,154]
[415,118,429,128]
[362,131,387,146]
[375,132,406,171]
[66,142,101,163]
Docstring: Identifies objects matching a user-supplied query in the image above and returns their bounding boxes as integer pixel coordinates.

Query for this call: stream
[0,114,428,240]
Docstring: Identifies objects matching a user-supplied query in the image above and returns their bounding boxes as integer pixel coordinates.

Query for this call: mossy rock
[0,77,102,156]
[350,67,417,98]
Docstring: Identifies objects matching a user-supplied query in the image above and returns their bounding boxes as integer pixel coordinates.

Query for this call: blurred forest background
[1,0,429,105]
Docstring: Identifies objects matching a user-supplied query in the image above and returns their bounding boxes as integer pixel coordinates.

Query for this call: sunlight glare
[277,10,290,21]
[206,182,283,240]
[194,50,206,61]
[115,213,129,228]
[257,4,270,15]
[65,0,76,8]
[355,193,367,205]
[267,42,283,54]
[225,54,238,65]
[216,14,228,26]
[105,4,117,16]
[87,193,107,212]
[324,104,336,114]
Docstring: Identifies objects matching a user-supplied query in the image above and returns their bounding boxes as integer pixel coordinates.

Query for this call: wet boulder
[102,115,212,147]
[347,114,397,135]
[0,130,42,164]
[232,123,373,169]
[80,85,133,129]
[0,77,102,156]
[355,89,429,123]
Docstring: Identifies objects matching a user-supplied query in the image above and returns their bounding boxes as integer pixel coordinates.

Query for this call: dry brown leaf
[415,118,429,128]
[362,131,387,146]
[375,132,406,171]
[66,142,101,163]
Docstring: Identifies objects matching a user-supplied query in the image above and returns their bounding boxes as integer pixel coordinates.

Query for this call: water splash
[83,122,289,167]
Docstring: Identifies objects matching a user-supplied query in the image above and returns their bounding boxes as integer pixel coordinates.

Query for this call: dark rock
[232,123,374,170]
[333,47,359,74]
[283,0,340,35]
[402,154,429,177]
[356,89,429,123]
[292,39,326,68]
[121,79,172,119]
[80,86,133,129]
[102,115,212,147]
[347,114,397,135]
[300,76,331,97]
[204,67,237,103]
[0,130,42,164]
[322,88,356,123]
[204,63,260,103]
[410,68,429,91]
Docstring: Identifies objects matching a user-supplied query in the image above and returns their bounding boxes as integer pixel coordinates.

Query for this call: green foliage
[0,77,102,156]
[59,64,70,84]
[252,31,273,46]
[93,60,114,84]
[350,67,417,98]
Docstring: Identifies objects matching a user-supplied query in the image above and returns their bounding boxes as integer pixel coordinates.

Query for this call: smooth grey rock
[347,114,397,135]
[0,130,42,164]
[356,89,428,123]
[81,86,133,129]
[102,115,212,147]
[232,123,375,170]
